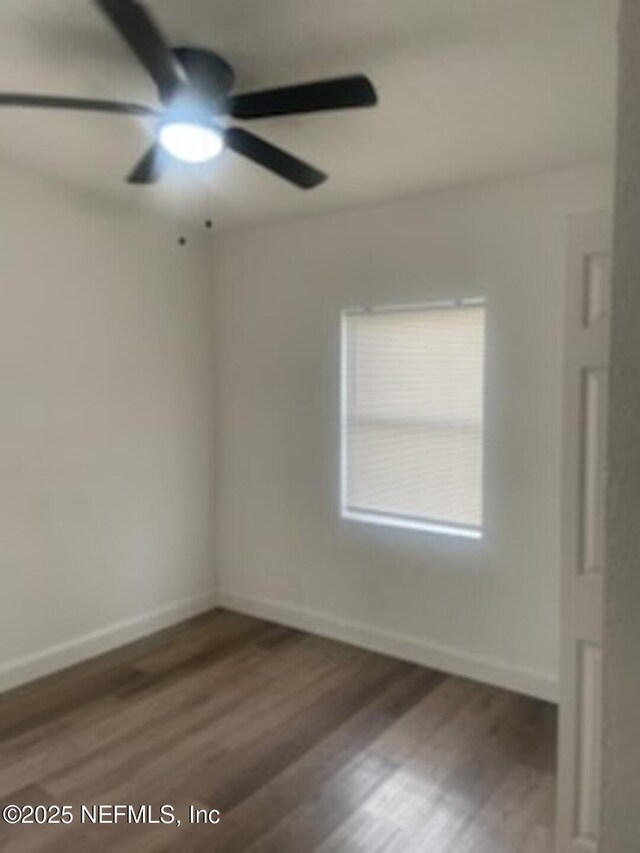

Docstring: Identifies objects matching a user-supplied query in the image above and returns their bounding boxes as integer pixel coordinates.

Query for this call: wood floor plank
[449,764,554,853]
[0,625,342,798]
[323,688,516,853]
[0,609,557,852]
[0,610,258,740]
[196,668,444,853]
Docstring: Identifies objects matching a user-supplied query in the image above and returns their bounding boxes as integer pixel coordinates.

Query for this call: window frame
[340,297,486,540]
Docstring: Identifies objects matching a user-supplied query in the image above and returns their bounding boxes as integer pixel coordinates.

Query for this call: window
[341,299,485,538]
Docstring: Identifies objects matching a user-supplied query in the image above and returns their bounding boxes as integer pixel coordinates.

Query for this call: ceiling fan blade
[127,144,167,184]
[230,74,377,119]
[225,127,326,189]
[0,93,158,117]
[94,0,186,101]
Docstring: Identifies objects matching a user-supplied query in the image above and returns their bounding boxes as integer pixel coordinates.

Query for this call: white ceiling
[0,0,618,229]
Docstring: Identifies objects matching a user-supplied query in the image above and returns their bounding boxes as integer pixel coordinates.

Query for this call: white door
[558,211,612,852]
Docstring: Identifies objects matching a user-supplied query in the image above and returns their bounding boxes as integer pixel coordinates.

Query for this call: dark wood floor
[0,609,556,852]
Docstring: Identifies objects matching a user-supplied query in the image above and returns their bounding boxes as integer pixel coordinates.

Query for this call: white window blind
[341,300,485,538]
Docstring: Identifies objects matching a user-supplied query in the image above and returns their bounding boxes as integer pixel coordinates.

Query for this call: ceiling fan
[0,0,377,188]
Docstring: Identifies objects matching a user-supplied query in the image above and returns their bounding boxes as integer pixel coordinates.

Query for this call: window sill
[341,508,483,540]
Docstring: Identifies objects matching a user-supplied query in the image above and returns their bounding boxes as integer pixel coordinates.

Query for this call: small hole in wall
[205,220,213,230]
[178,236,187,246]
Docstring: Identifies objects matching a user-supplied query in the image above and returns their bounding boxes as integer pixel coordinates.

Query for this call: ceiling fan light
[159,121,224,163]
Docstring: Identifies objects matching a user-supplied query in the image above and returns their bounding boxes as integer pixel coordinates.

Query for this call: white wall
[0,164,216,690]
[602,1,640,847]
[0,159,615,701]
[213,164,612,701]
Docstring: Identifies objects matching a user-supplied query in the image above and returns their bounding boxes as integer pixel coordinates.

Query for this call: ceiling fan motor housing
[173,48,235,110]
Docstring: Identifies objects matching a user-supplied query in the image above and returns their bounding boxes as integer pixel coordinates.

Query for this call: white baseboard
[219,590,559,703]
[2,588,559,703]
[0,591,218,693]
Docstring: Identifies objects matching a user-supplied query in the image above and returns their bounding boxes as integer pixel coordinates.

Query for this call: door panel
[558,211,612,852]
